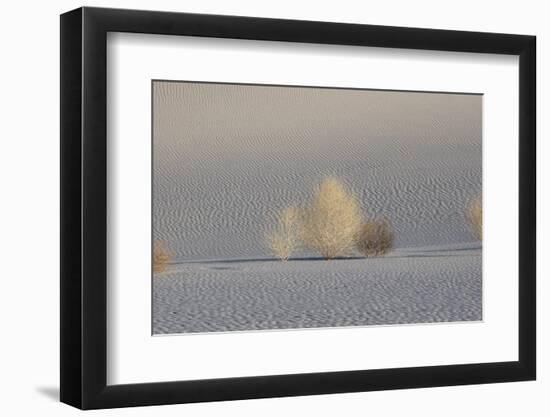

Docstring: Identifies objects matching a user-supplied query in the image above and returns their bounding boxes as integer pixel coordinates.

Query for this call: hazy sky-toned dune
[153,81,481,262]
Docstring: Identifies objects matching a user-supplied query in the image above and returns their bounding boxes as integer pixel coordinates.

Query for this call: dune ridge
[153,81,482,262]
[152,81,483,334]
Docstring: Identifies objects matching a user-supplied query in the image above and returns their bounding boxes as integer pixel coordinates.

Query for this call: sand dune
[153,81,481,262]
[153,248,482,334]
[152,81,482,334]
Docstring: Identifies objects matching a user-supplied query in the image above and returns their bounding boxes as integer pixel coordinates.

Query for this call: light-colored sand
[153,247,481,334]
[153,82,482,261]
[152,81,482,333]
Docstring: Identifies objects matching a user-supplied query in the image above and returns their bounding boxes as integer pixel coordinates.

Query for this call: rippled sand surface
[152,81,482,334]
[153,82,482,261]
[153,246,482,334]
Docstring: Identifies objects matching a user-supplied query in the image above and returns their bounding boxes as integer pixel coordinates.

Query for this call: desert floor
[152,82,483,334]
[153,245,481,334]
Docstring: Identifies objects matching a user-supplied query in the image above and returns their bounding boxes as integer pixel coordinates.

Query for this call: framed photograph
[60,6,536,409]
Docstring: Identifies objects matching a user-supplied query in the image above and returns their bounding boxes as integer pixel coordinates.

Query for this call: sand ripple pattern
[153,250,482,334]
[153,82,482,261]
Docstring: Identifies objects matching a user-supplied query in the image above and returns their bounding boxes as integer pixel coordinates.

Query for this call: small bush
[356,219,394,257]
[301,177,362,259]
[267,207,301,261]
[466,196,482,240]
[153,241,171,273]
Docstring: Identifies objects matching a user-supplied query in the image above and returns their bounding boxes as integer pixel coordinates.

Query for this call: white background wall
[0,0,545,415]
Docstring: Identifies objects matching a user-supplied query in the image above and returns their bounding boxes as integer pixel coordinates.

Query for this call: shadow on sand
[172,244,482,266]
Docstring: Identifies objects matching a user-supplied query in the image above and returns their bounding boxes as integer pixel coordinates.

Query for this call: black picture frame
[60,6,536,410]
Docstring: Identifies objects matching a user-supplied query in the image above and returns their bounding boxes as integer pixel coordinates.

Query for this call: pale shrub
[356,218,394,257]
[466,196,482,240]
[153,241,171,273]
[267,206,301,261]
[301,177,362,259]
